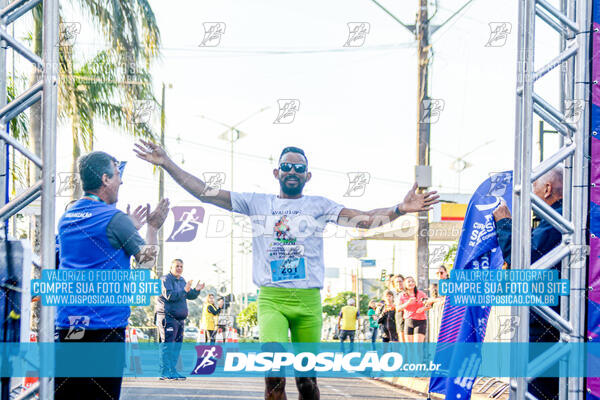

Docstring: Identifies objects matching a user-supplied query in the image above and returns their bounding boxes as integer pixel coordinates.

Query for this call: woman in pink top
[397,276,429,343]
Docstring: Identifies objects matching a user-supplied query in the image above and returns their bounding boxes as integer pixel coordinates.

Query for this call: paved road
[121,377,424,400]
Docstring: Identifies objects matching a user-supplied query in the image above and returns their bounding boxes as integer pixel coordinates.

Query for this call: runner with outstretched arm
[134,140,439,400]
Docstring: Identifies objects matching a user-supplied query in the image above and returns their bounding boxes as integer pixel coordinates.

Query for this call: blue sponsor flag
[429,171,512,398]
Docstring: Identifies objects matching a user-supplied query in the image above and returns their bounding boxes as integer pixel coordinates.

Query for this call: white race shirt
[231,192,344,289]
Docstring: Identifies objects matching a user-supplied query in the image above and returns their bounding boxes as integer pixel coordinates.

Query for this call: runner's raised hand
[134,140,170,167]
[398,182,440,213]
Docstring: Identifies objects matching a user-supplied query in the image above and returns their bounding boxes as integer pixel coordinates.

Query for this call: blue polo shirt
[55,199,143,330]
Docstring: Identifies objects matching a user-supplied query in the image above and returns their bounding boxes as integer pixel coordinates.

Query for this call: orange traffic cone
[128,328,143,375]
[198,329,206,343]
[216,328,224,343]
[23,333,38,390]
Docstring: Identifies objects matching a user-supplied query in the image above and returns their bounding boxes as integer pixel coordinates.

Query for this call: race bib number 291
[270,258,306,282]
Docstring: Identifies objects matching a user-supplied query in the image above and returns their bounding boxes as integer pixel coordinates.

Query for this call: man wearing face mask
[135,140,439,400]
[493,165,563,400]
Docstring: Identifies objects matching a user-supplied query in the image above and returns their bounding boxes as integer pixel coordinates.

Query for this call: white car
[251,326,260,340]
[136,331,148,340]
[184,326,199,340]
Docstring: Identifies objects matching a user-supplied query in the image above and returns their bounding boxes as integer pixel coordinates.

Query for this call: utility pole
[229,129,236,298]
[371,0,474,291]
[392,244,396,274]
[538,120,558,162]
[196,107,269,302]
[157,83,171,278]
[415,0,431,292]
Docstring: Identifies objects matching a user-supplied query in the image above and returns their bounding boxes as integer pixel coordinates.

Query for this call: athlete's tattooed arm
[336,182,439,229]
[134,140,233,210]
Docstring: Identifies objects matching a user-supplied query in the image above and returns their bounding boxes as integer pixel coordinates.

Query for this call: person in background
[384,274,395,291]
[436,265,449,280]
[428,283,439,299]
[367,300,379,350]
[398,277,428,344]
[202,293,220,343]
[378,290,398,343]
[391,274,405,342]
[425,283,445,307]
[54,151,169,400]
[156,259,204,380]
[337,298,359,352]
[493,165,564,400]
[215,297,227,336]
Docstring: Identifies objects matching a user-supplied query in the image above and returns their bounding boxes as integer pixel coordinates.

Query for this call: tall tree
[59,47,156,199]
[27,0,161,236]
[24,0,161,331]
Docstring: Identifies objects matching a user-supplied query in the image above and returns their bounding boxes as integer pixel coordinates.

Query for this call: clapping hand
[146,198,170,230]
[126,204,148,230]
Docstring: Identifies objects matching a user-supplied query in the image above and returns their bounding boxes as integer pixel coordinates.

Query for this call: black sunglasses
[279,162,307,173]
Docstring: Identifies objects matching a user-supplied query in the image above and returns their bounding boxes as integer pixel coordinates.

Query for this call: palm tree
[60,47,156,199]
[7,76,31,193]
[6,76,29,140]
[25,0,161,236]
[22,1,160,332]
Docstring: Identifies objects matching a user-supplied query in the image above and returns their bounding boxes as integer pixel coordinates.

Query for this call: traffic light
[380,269,387,281]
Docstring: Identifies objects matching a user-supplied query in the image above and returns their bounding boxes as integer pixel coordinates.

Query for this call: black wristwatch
[394,204,405,216]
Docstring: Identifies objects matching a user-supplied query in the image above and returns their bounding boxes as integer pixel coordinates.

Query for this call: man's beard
[279,178,305,196]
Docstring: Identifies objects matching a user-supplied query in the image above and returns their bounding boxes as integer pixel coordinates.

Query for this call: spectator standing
[391,274,405,342]
[426,283,445,307]
[436,265,449,280]
[337,298,359,352]
[367,300,379,350]
[493,166,563,400]
[156,259,204,380]
[398,277,428,343]
[215,297,227,336]
[54,151,169,400]
[202,294,220,343]
[378,290,398,342]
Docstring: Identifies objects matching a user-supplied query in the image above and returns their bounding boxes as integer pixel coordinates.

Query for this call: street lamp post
[196,107,269,302]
